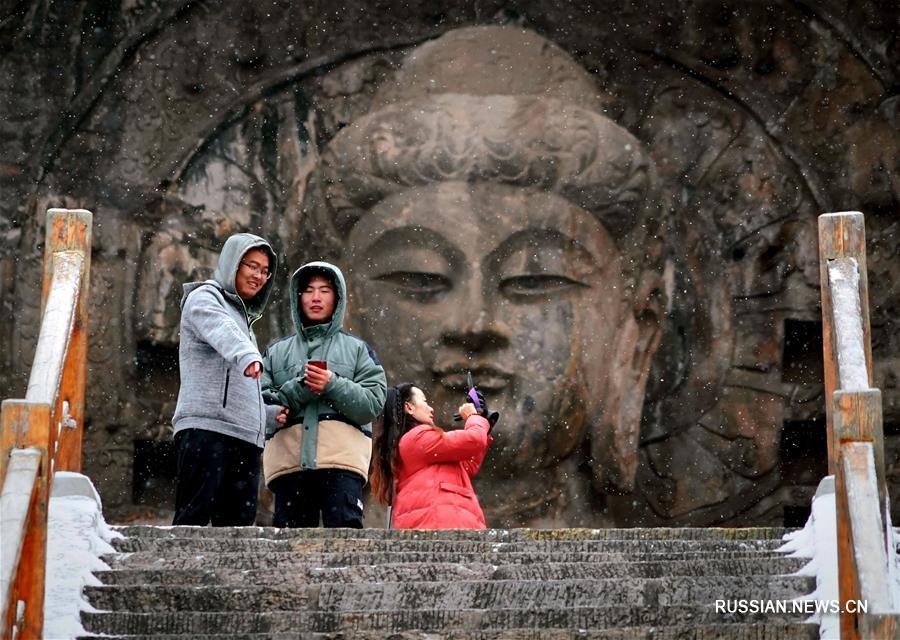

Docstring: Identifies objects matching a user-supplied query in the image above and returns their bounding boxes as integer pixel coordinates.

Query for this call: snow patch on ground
[43,472,119,640]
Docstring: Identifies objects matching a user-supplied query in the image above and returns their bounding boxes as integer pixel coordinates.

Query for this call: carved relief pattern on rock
[1,1,897,524]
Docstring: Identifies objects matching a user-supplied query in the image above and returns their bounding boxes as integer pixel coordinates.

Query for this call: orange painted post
[833,398,876,640]
[55,322,87,472]
[41,210,92,313]
[833,389,886,515]
[0,402,24,489]
[8,402,51,640]
[841,441,897,639]
[0,208,92,640]
[44,209,92,473]
[815,211,900,635]
[860,614,898,638]
[0,401,47,492]
[832,447,856,640]
[818,212,871,475]
[0,449,42,637]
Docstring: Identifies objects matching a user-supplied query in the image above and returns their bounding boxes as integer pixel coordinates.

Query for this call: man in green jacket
[261,261,387,527]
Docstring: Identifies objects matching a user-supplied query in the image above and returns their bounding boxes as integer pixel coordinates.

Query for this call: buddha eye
[499,274,587,300]
[373,271,452,302]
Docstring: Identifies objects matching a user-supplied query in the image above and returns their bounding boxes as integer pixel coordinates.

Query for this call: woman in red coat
[370,383,492,529]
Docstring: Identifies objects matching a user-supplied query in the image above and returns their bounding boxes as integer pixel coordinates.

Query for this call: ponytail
[370,383,417,505]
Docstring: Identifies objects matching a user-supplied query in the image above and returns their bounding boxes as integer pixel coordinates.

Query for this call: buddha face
[346,181,633,476]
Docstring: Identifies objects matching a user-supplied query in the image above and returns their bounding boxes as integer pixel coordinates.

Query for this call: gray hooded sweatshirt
[172,233,279,448]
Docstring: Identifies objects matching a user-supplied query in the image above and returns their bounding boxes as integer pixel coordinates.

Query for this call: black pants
[172,428,261,526]
[269,468,364,528]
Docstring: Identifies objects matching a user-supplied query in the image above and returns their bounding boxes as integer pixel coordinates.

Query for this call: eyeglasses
[240,260,272,279]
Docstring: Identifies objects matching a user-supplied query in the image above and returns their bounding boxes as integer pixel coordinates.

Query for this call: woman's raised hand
[458,402,478,421]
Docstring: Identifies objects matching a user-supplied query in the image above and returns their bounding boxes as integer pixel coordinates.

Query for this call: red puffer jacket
[392,414,492,529]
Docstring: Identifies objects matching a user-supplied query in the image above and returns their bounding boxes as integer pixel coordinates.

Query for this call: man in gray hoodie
[172,233,286,526]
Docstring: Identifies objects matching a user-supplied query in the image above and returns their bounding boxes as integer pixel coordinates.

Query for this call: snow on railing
[827,258,869,392]
[25,252,84,406]
[0,209,92,640]
[818,211,897,639]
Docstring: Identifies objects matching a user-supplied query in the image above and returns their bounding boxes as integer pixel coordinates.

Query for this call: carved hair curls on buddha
[316,94,660,296]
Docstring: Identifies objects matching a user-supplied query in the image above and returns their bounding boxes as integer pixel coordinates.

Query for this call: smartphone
[308,360,327,369]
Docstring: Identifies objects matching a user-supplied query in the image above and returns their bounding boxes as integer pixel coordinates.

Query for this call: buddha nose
[442,317,512,352]
[440,278,511,351]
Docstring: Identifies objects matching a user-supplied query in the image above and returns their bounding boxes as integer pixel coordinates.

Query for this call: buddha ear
[590,268,666,494]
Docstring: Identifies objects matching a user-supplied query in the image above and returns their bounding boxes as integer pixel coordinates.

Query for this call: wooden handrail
[25,252,84,405]
[0,209,91,640]
[0,449,41,636]
[818,211,898,639]
[842,444,893,616]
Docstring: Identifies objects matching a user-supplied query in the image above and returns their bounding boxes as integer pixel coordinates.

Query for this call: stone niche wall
[0,0,897,526]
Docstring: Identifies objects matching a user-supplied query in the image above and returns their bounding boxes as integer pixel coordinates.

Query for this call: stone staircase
[77,526,819,639]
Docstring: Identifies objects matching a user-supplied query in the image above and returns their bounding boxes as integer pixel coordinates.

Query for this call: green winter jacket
[261,261,386,484]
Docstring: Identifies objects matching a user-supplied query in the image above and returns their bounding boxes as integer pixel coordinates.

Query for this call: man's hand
[458,402,478,421]
[244,361,263,378]
[275,406,289,425]
[304,362,333,394]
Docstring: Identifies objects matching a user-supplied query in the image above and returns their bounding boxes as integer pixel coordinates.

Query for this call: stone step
[93,557,807,586]
[489,558,807,580]
[110,535,786,554]
[84,585,312,612]
[76,623,820,640]
[83,576,814,612]
[316,576,814,611]
[80,605,808,635]
[102,549,793,570]
[93,563,815,591]
[311,624,821,639]
[111,525,791,542]
[99,553,807,578]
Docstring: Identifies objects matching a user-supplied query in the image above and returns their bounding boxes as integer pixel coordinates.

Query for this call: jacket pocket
[331,362,354,379]
[262,423,304,486]
[271,364,301,383]
[439,482,473,498]
[222,368,230,408]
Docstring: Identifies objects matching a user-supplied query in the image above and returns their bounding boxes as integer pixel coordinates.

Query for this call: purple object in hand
[466,372,481,410]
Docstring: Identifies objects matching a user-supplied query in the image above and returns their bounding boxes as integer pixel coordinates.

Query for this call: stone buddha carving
[307,26,666,526]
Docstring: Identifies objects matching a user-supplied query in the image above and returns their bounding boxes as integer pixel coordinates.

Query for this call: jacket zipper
[222,369,230,407]
[241,297,266,441]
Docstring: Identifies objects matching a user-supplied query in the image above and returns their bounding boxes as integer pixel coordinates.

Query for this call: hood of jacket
[180,233,277,318]
[289,261,347,340]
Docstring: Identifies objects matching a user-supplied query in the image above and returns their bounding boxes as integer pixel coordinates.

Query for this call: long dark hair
[370,383,417,505]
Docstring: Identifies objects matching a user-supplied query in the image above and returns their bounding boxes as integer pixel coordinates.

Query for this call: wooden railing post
[0,401,50,640]
[43,209,92,472]
[841,441,895,639]
[0,208,91,640]
[818,212,872,475]
[833,391,888,640]
[833,389,887,519]
[818,211,897,639]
